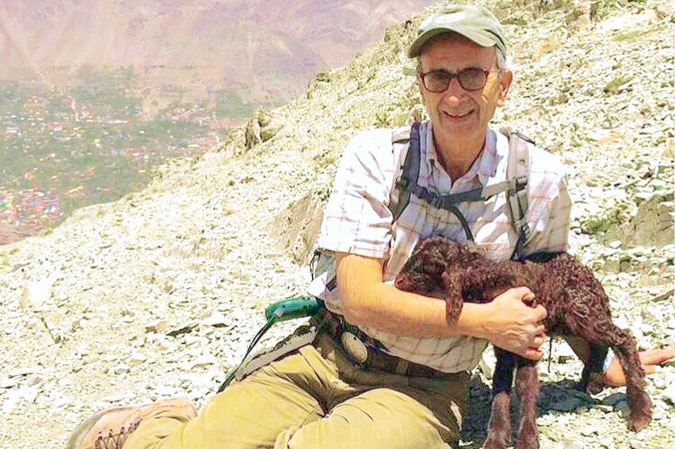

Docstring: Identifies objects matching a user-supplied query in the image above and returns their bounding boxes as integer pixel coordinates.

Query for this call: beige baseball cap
[408,4,507,59]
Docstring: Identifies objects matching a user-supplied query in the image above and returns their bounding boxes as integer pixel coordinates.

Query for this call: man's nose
[441,78,467,104]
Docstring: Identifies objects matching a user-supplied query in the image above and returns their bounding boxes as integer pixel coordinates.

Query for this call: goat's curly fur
[395,236,652,449]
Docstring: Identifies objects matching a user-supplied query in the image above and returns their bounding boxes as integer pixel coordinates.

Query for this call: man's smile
[443,109,474,120]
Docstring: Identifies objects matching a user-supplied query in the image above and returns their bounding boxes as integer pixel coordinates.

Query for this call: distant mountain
[0,0,435,105]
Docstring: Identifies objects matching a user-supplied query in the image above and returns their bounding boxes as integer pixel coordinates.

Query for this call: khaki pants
[125,332,470,449]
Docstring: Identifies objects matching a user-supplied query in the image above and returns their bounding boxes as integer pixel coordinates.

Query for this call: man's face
[418,34,512,147]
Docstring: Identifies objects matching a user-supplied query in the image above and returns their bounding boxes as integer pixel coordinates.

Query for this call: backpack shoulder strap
[501,127,533,259]
[389,122,421,222]
[310,124,417,288]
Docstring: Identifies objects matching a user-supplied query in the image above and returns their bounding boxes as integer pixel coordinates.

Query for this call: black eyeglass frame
[418,68,493,93]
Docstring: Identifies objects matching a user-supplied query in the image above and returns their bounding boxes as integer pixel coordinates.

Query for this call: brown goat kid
[394,236,652,449]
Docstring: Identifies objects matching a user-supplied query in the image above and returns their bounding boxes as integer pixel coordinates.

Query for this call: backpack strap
[501,127,532,260]
[390,122,421,222]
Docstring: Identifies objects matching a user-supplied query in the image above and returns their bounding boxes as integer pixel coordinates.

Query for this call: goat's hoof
[516,425,539,449]
[482,437,509,449]
[628,411,652,432]
[515,437,539,449]
[585,374,606,395]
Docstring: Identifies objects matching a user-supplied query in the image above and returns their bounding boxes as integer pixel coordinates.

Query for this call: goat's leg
[483,348,516,449]
[580,343,609,394]
[514,357,539,449]
[565,313,652,432]
[562,314,609,394]
[609,329,653,431]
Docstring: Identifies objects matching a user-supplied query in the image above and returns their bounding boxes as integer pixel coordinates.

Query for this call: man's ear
[496,69,513,107]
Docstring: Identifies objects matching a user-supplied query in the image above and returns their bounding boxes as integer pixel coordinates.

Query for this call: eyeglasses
[418,68,491,93]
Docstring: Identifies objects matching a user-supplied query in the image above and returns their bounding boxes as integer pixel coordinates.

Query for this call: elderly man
[68,4,671,449]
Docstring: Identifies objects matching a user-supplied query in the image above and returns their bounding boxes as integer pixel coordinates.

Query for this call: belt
[316,308,448,379]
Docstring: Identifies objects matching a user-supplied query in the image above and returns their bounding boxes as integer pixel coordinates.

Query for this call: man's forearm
[341,280,481,338]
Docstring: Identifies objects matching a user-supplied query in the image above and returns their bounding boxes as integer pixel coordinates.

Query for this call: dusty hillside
[0,1,673,448]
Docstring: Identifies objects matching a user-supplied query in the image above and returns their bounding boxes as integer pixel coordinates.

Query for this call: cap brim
[408,27,501,58]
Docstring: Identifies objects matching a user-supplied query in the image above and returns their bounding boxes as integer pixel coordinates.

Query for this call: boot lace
[94,421,140,449]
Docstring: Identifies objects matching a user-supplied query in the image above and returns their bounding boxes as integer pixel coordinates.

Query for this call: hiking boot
[66,398,197,449]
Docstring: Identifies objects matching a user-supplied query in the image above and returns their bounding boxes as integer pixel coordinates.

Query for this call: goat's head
[395,236,472,295]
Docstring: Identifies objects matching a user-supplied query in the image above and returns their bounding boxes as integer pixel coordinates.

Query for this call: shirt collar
[423,122,499,186]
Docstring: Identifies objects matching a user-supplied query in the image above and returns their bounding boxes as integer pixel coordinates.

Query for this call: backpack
[389,122,533,260]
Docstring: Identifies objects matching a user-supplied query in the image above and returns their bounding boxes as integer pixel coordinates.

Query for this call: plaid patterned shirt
[308,121,572,373]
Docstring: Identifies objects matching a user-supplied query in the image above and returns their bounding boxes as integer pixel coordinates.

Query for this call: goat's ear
[442,271,464,324]
[444,295,463,324]
[441,271,453,289]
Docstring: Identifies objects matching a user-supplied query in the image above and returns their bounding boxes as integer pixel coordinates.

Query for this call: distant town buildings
[0,75,228,244]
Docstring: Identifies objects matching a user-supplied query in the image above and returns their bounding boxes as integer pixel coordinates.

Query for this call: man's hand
[480,287,548,360]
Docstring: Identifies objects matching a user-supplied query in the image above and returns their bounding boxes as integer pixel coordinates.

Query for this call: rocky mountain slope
[0,1,673,448]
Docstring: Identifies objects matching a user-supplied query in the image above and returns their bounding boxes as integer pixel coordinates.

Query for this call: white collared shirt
[308,121,571,373]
